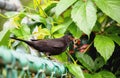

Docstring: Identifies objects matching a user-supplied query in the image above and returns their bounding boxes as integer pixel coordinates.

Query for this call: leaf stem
[83,40,94,53]
[66,49,76,64]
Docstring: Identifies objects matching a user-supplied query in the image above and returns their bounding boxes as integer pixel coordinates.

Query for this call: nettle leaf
[66,64,85,78]
[94,35,115,61]
[55,0,77,16]
[76,52,95,72]
[94,0,120,23]
[71,0,97,36]
[99,71,116,78]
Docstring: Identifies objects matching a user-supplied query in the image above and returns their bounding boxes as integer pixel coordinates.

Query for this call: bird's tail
[10,37,29,43]
[10,37,35,47]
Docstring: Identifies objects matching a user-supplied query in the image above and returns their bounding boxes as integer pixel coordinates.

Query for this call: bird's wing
[46,40,64,48]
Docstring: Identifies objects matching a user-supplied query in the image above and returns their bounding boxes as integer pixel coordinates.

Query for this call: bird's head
[63,35,74,43]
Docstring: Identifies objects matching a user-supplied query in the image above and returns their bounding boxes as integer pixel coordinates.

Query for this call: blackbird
[10,35,74,55]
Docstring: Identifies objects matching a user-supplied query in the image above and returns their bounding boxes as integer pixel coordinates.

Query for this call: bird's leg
[45,52,51,59]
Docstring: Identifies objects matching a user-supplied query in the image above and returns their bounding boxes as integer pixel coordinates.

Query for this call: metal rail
[0,46,66,78]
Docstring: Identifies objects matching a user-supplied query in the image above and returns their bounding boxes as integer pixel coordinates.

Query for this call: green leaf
[11,24,31,39]
[76,52,95,72]
[68,23,83,38]
[94,0,120,23]
[44,3,57,14]
[0,29,10,46]
[92,21,101,32]
[66,64,85,78]
[84,73,93,78]
[105,26,120,34]
[94,35,115,61]
[52,18,72,34]
[107,34,120,46]
[94,57,105,71]
[26,14,46,25]
[71,0,97,36]
[92,73,102,78]
[5,12,19,18]
[55,0,77,16]
[63,9,71,18]
[99,71,116,78]
[53,52,68,63]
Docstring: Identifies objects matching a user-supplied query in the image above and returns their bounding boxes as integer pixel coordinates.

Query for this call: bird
[10,35,74,55]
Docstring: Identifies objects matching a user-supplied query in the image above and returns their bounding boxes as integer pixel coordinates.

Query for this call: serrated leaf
[66,64,84,78]
[94,35,115,61]
[94,0,120,23]
[99,71,116,78]
[71,0,97,36]
[55,0,77,16]
[76,52,95,72]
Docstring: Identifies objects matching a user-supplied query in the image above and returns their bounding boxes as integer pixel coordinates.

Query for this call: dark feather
[10,35,73,55]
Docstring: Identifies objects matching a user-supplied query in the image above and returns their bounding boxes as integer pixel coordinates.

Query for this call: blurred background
[0,0,33,31]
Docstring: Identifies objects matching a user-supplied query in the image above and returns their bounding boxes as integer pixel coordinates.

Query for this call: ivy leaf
[55,0,77,16]
[71,0,97,36]
[66,64,85,78]
[76,52,95,72]
[94,0,120,23]
[94,35,115,61]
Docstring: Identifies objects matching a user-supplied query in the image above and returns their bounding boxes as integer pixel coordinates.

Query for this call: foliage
[0,0,120,77]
